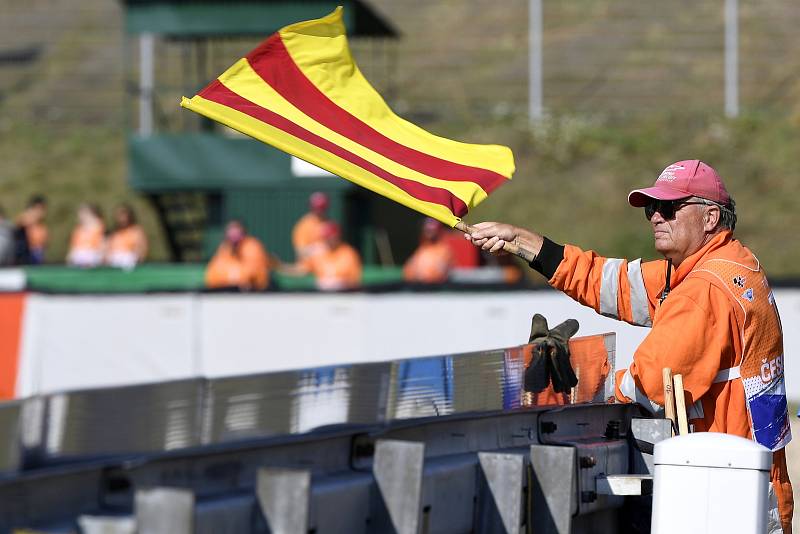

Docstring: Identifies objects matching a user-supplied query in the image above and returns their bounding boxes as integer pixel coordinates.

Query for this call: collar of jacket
[669,230,745,288]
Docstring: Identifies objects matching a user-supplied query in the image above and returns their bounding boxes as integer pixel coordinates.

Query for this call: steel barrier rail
[0,333,615,469]
[0,333,652,533]
[0,402,671,533]
[0,403,669,533]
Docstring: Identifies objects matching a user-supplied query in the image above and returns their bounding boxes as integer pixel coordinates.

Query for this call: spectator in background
[403,217,453,284]
[106,204,148,269]
[0,206,14,266]
[287,221,361,290]
[495,254,524,285]
[15,195,48,264]
[66,203,105,268]
[292,191,329,261]
[205,219,270,291]
[444,226,480,269]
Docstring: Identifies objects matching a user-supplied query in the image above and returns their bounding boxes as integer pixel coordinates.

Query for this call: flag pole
[455,221,537,263]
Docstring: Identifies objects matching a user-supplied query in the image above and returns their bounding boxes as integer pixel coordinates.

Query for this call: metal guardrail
[0,333,641,533]
[0,333,615,471]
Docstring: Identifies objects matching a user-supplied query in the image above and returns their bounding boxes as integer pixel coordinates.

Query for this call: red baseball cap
[320,221,340,239]
[309,192,329,211]
[628,160,731,207]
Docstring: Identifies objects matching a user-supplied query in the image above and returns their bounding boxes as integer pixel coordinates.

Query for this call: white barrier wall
[17,294,198,395]
[14,289,800,400]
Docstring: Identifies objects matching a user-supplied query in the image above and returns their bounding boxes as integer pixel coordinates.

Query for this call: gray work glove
[524,314,580,394]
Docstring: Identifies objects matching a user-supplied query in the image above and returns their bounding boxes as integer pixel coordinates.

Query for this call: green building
[123,0,421,265]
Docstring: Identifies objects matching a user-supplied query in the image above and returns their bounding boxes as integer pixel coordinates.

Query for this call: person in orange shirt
[403,218,453,284]
[466,160,792,533]
[289,221,361,291]
[105,204,148,269]
[16,195,48,264]
[291,192,329,261]
[205,219,270,291]
[444,227,480,269]
[66,203,105,268]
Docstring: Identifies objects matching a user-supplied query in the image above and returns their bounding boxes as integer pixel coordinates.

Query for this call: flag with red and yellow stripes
[181,7,514,227]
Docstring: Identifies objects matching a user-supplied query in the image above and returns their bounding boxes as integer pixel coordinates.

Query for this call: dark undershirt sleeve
[528,237,564,279]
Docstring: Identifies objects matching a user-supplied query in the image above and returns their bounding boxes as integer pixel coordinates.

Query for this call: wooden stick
[673,374,690,435]
[662,367,677,436]
[454,221,537,263]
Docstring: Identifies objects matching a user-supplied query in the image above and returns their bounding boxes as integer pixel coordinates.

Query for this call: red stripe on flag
[242,35,508,194]
[201,81,469,216]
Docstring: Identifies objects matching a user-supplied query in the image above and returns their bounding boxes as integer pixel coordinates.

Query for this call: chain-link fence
[376,0,800,121]
[1,0,799,130]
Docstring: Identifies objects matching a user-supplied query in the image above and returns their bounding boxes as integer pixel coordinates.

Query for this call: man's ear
[704,205,721,232]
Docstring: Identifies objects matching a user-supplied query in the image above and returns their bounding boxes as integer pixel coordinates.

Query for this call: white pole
[529,0,543,122]
[139,33,155,136]
[724,0,739,117]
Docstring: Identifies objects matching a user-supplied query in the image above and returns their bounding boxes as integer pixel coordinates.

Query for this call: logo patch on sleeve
[733,275,745,288]
[742,288,754,302]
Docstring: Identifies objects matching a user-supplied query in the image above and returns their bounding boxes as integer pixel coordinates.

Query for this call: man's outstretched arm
[464,221,664,327]
[465,222,564,279]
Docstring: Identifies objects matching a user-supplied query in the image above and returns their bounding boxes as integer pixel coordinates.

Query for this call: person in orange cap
[66,203,105,268]
[292,191,330,261]
[105,204,148,269]
[465,160,792,533]
[403,217,453,284]
[205,219,270,291]
[290,221,361,291]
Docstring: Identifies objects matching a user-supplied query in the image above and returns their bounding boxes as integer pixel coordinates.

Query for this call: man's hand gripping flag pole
[180,7,536,263]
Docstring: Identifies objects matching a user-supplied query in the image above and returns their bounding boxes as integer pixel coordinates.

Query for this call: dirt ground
[786,418,800,531]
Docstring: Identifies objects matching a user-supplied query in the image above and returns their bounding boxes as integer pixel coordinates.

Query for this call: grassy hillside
[455,111,800,276]
[0,0,798,274]
[0,1,169,262]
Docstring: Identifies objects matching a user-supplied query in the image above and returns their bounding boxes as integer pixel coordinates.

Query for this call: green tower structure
[122,0,405,264]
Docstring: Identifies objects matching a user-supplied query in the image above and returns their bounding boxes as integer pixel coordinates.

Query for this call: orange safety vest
[403,241,452,283]
[548,230,793,532]
[292,213,327,260]
[302,243,362,290]
[689,257,790,451]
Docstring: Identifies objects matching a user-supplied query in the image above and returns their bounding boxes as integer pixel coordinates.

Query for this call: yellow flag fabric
[181,7,514,226]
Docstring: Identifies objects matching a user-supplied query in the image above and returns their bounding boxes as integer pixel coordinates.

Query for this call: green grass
[1,1,799,274]
[428,110,800,277]
[0,120,170,263]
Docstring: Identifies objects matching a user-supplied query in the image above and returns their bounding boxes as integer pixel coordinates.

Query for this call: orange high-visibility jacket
[403,241,453,284]
[292,213,326,260]
[205,236,270,290]
[301,243,362,290]
[535,231,793,532]
[107,225,148,260]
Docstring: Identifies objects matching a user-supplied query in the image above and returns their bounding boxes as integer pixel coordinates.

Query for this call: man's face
[30,203,46,222]
[648,199,712,266]
[225,222,245,245]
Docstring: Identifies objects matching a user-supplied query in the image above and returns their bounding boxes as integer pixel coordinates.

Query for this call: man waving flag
[181,7,514,228]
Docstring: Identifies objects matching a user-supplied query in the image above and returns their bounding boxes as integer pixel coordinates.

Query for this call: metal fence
[0,333,615,472]
[2,0,799,130]
[0,334,633,533]
[379,0,800,120]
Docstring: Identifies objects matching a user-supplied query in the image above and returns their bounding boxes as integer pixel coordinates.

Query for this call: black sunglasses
[644,199,713,220]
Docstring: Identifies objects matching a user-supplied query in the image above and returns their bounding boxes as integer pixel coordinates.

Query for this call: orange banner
[0,293,26,399]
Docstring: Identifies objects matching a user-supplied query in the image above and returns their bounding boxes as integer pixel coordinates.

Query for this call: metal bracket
[372,439,425,534]
[477,451,526,533]
[256,467,311,534]
[529,444,576,534]
[596,474,653,496]
[135,487,194,534]
[629,418,672,474]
